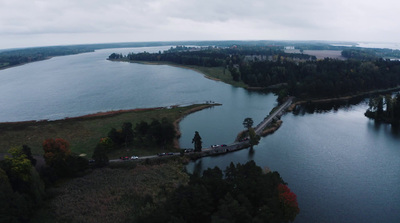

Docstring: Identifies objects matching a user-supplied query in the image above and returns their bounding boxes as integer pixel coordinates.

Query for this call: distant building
[284,46,295,50]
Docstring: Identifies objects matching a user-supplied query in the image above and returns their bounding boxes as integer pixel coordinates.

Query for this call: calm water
[1,48,399,222]
[186,101,400,223]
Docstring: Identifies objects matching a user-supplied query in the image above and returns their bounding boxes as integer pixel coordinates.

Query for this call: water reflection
[367,119,400,139]
[293,97,366,115]
[248,147,255,159]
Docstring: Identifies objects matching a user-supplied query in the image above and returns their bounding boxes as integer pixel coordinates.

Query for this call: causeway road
[254,97,294,135]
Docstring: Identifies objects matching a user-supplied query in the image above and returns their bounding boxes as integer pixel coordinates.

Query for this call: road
[254,97,294,135]
[110,97,294,161]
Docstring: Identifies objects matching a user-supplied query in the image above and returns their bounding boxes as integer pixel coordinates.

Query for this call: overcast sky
[1,0,399,49]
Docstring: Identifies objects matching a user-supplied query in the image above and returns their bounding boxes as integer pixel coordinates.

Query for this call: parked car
[221,144,227,147]
[131,156,139,160]
[167,152,174,155]
[211,145,219,148]
[157,153,166,156]
[239,137,249,142]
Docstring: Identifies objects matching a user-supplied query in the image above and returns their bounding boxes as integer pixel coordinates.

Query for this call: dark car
[167,152,174,155]
[221,144,227,147]
[157,153,166,156]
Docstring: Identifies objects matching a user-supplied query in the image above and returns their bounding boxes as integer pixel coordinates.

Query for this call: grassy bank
[114,59,248,88]
[0,104,216,157]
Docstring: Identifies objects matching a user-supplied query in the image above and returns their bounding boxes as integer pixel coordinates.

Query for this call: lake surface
[1,47,399,222]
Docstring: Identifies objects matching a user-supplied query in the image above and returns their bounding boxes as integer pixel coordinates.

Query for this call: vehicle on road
[167,152,174,155]
[221,144,227,147]
[211,145,219,148]
[157,153,166,156]
[120,156,130,160]
[239,137,249,142]
[131,156,139,160]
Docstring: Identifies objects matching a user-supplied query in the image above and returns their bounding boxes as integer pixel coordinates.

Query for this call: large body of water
[1,47,399,222]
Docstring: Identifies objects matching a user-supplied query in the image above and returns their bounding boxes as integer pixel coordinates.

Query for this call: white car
[131,156,139,160]
[211,145,220,148]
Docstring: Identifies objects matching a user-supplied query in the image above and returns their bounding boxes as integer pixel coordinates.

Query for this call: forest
[0,46,95,69]
[135,161,299,223]
[0,116,177,222]
[111,45,400,100]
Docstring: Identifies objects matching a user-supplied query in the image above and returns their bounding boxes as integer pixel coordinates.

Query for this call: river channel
[0,47,399,222]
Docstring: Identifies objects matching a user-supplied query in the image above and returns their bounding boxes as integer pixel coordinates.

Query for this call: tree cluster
[365,94,400,124]
[136,161,299,223]
[0,147,45,222]
[0,138,91,222]
[42,138,88,179]
[106,118,176,149]
[341,49,377,60]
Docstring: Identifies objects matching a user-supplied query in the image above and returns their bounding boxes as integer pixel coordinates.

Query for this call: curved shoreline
[288,86,400,111]
[109,59,248,88]
[173,103,221,148]
[0,107,166,125]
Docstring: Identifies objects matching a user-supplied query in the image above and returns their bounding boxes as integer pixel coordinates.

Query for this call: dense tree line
[136,160,299,223]
[241,59,400,98]
[113,45,400,100]
[101,118,176,150]
[342,48,400,60]
[0,46,95,69]
[341,49,377,60]
[110,46,400,97]
[365,94,400,124]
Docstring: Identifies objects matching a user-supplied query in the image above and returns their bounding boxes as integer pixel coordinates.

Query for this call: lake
[1,47,399,222]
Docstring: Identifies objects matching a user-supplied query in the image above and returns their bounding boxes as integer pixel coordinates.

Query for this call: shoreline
[0,57,53,71]
[110,59,248,88]
[173,103,221,148]
[0,107,165,125]
[288,86,400,111]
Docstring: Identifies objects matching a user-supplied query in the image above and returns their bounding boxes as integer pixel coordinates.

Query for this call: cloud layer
[1,0,399,49]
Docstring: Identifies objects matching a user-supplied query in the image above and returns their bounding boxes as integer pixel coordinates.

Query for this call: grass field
[31,158,190,223]
[0,104,215,158]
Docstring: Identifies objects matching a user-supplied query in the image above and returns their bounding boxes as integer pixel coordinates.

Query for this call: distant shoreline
[0,57,53,71]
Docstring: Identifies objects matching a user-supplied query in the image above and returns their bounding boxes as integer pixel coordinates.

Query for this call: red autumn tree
[278,184,300,222]
[43,138,71,167]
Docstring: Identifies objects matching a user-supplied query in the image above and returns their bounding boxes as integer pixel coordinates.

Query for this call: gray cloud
[0,0,399,49]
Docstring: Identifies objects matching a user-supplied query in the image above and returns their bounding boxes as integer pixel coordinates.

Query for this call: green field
[0,104,214,158]
[124,60,248,88]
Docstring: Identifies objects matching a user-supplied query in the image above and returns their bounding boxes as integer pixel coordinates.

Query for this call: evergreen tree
[243,117,254,129]
[192,131,202,152]
[121,122,134,147]
[92,143,109,167]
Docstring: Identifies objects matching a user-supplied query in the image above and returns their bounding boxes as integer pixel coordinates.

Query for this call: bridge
[254,97,294,135]
[201,97,294,155]
[110,97,294,162]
